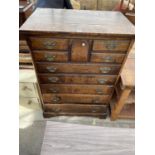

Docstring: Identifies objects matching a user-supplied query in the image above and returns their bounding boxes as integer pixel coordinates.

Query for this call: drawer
[91,53,125,64]
[19,97,41,110]
[40,84,114,95]
[19,83,37,97]
[32,51,68,62]
[93,39,130,52]
[36,63,121,74]
[42,93,110,104]
[38,74,117,85]
[43,104,108,113]
[30,37,69,50]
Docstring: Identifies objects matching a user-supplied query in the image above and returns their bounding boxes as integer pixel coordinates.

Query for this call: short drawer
[43,104,108,113]
[36,63,121,74]
[40,84,114,95]
[32,51,68,62]
[38,74,117,85]
[91,53,125,64]
[42,93,110,104]
[93,39,130,52]
[19,83,37,97]
[30,37,69,50]
[19,97,41,110]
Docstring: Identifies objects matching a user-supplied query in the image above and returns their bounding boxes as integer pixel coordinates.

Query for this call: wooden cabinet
[20,8,134,118]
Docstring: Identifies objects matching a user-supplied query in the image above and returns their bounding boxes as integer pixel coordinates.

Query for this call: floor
[19,106,135,155]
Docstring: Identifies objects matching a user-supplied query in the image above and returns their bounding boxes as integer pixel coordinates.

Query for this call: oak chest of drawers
[20,8,135,118]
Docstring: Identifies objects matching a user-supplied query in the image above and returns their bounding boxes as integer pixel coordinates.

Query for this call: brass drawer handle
[44,54,56,61]
[98,79,107,84]
[46,67,57,73]
[100,67,111,73]
[52,96,61,103]
[44,41,57,49]
[48,77,59,83]
[103,56,114,62]
[92,99,100,104]
[54,108,61,112]
[105,41,117,50]
[96,88,103,94]
[50,88,59,93]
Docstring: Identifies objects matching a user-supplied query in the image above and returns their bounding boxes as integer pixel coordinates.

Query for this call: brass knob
[82,42,86,47]
[105,41,117,50]
[44,41,57,49]
[44,54,56,61]
[54,108,61,112]
[92,107,100,113]
[46,66,57,73]
[92,99,100,104]
[99,67,111,73]
[103,56,114,62]
[50,88,59,93]
[96,88,103,94]
[48,77,59,83]
[52,96,61,103]
[98,79,107,84]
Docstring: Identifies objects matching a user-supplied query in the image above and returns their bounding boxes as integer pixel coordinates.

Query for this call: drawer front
[41,84,113,95]
[44,104,108,113]
[42,93,111,104]
[91,53,125,64]
[32,51,68,62]
[19,83,36,97]
[30,37,69,50]
[93,39,130,52]
[38,74,117,85]
[36,63,121,74]
[40,84,114,95]
[19,97,41,110]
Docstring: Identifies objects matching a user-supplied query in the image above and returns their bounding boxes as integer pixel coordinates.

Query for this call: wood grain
[41,121,135,155]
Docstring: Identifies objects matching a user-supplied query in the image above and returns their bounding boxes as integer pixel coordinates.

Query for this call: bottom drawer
[43,104,108,113]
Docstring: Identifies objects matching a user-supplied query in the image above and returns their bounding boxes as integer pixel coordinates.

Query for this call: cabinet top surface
[20,8,135,36]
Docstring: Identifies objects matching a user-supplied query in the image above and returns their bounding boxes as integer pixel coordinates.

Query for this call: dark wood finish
[42,93,110,104]
[91,53,125,63]
[20,9,135,37]
[93,39,130,52]
[71,40,89,62]
[20,8,135,118]
[38,74,117,85]
[32,51,68,62]
[43,104,108,113]
[41,84,113,95]
[30,37,69,50]
[36,63,121,74]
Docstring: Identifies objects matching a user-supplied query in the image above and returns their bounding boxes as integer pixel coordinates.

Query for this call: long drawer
[42,93,111,104]
[30,37,69,50]
[43,104,108,113]
[93,39,130,52]
[40,84,113,95]
[38,74,117,85]
[90,53,125,64]
[32,50,68,62]
[36,63,121,74]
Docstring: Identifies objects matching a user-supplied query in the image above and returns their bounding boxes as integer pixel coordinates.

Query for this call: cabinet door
[71,40,89,62]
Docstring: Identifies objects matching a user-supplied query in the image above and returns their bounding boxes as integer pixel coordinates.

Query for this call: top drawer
[93,39,130,52]
[30,37,69,50]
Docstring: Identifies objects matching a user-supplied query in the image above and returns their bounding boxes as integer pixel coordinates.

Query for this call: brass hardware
[82,42,86,47]
[28,100,32,105]
[44,54,56,61]
[50,88,59,93]
[52,96,61,103]
[96,88,103,94]
[92,99,100,104]
[22,86,32,91]
[99,67,111,73]
[105,41,117,50]
[48,77,59,83]
[98,79,107,84]
[44,41,57,49]
[103,56,114,62]
[46,66,57,73]
[54,108,60,112]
